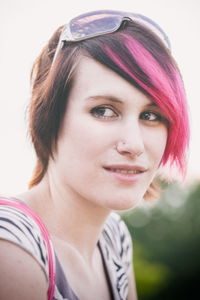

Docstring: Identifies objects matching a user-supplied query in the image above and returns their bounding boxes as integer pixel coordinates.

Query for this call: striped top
[0,199,132,300]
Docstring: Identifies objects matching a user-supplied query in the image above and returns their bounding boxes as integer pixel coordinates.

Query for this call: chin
[106,195,143,212]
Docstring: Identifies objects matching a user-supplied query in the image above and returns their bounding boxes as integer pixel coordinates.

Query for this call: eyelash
[90,106,118,119]
[90,105,166,123]
[140,111,165,122]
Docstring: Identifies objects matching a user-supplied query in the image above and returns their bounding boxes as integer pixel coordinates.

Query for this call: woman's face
[51,57,168,211]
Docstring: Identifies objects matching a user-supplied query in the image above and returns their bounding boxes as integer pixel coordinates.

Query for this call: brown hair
[29,26,80,187]
[28,21,188,201]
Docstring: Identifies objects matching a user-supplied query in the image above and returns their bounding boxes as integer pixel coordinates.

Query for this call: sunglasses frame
[52,10,171,66]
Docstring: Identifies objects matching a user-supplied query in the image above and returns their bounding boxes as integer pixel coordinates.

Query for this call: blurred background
[0,0,200,299]
[121,180,200,299]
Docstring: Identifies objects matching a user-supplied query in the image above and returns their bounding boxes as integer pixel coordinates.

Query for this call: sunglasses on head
[52,10,171,65]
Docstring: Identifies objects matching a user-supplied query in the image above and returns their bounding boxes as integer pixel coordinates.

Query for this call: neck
[19,174,111,261]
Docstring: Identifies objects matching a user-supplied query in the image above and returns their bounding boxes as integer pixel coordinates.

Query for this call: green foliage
[133,243,172,298]
[121,180,200,299]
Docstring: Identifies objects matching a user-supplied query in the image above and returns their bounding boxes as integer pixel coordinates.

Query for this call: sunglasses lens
[52,10,171,68]
[69,13,123,40]
[68,10,170,50]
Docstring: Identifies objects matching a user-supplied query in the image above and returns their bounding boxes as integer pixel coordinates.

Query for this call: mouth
[104,168,143,174]
[103,165,147,182]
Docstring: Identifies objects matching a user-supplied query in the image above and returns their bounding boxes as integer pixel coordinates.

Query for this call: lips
[103,164,147,182]
[104,164,147,173]
[105,168,142,174]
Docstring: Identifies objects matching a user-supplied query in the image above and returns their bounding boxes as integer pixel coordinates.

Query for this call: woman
[0,10,189,300]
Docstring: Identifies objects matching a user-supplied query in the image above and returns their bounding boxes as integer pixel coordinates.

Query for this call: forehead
[70,55,153,107]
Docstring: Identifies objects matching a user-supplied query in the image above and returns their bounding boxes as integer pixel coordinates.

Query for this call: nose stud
[116,140,143,157]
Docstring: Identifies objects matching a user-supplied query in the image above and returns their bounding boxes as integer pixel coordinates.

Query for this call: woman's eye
[140,111,162,122]
[90,106,118,119]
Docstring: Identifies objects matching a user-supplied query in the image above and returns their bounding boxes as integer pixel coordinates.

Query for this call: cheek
[59,117,110,164]
[64,115,117,154]
[145,126,168,165]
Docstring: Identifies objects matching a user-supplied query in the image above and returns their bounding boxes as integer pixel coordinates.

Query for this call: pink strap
[0,197,56,300]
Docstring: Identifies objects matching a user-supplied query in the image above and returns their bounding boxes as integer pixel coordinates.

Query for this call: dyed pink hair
[104,34,189,177]
[28,21,189,188]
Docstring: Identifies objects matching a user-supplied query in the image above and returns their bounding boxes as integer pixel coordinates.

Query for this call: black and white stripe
[100,213,132,300]
[0,204,49,282]
[0,205,132,300]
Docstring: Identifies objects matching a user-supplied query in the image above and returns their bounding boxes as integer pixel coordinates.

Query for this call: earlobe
[143,179,161,202]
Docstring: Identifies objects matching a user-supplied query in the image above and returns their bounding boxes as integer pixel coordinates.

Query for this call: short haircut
[29,21,189,198]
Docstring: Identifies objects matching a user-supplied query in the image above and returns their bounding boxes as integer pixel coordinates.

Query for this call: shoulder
[102,212,133,269]
[105,212,131,238]
[0,199,50,298]
[0,239,48,299]
[104,212,132,246]
[0,200,49,279]
[100,213,133,300]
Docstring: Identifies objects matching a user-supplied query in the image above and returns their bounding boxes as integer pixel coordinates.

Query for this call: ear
[143,179,162,202]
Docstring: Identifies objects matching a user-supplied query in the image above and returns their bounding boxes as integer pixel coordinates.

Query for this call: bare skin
[19,179,116,300]
[0,56,167,299]
[0,240,48,300]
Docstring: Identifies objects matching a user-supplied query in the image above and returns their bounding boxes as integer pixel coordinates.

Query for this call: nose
[116,119,145,158]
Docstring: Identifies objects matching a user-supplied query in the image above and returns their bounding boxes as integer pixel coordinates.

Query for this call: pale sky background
[0,0,199,195]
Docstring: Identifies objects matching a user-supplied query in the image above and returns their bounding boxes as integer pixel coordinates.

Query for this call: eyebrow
[145,102,158,107]
[86,95,123,104]
[86,95,159,108]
